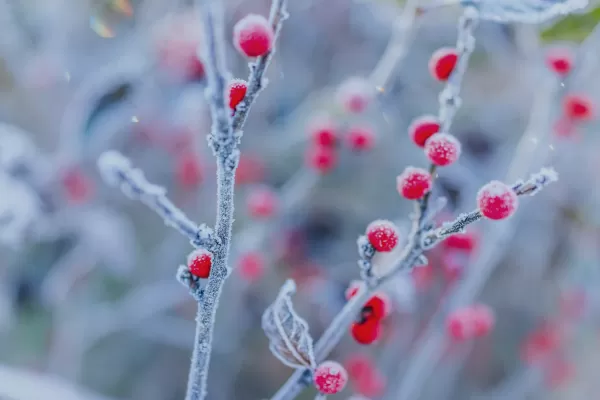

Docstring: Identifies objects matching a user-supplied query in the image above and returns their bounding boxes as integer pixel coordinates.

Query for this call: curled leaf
[464,0,588,24]
[261,280,317,369]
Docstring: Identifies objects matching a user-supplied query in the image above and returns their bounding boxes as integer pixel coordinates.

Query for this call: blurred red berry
[471,304,495,338]
[351,318,381,345]
[233,14,273,57]
[546,48,572,76]
[337,77,373,114]
[345,354,375,378]
[313,361,348,394]
[238,252,265,282]
[309,116,338,147]
[347,125,375,151]
[444,231,477,251]
[477,181,518,220]
[62,168,93,204]
[408,115,440,147]
[411,264,434,290]
[306,145,337,173]
[545,358,573,389]
[188,249,213,278]
[228,79,248,110]
[366,220,399,252]
[442,252,464,281]
[425,133,461,166]
[236,154,265,184]
[355,369,386,398]
[554,116,576,138]
[246,186,278,218]
[563,94,594,121]
[446,308,473,341]
[397,166,432,200]
[429,47,458,81]
[521,324,562,364]
[177,153,203,187]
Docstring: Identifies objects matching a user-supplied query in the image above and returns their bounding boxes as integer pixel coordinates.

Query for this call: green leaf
[540,6,600,43]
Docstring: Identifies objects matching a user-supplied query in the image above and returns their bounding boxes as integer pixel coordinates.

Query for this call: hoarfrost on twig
[262,280,317,370]
[464,0,588,23]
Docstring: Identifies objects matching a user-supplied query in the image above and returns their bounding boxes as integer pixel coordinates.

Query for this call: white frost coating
[97,150,132,187]
[465,0,588,23]
[262,280,317,370]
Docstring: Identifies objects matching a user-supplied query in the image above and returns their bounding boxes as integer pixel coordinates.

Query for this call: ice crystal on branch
[465,0,588,23]
[262,280,317,370]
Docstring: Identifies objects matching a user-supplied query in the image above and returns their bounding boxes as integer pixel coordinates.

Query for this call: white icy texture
[465,0,588,23]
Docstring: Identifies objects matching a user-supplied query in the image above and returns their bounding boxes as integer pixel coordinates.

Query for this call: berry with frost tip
[233,14,274,58]
[351,318,381,345]
[247,186,278,218]
[546,48,572,76]
[237,252,265,282]
[365,220,399,252]
[408,115,440,147]
[337,77,374,114]
[429,47,458,81]
[228,79,248,110]
[563,94,594,121]
[309,116,338,147]
[347,125,375,151]
[477,180,518,220]
[313,361,348,394]
[425,133,461,166]
[306,145,337,173]
[187,249,213,278]
[397,166,432,200]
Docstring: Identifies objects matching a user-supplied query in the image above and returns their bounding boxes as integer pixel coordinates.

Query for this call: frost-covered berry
[397,167,432,200]
[309,116,337,147]
[313,361,348,394]
[177,152,203,187]
[247,186,278,218]
[351,318,381,345]
[228,79,248,110]
[233,14,274,57]
[546,48,572,76]
[366,220,399,252]
[306,145,337,173]
[364,292,391,320]
[429,47,458,81]
[563,94,594,121]
[424,133,461,166]
[237,252,265,282]
[477,181,518,220]
[408,115,440,147]
[187,249,213,278]
[347,125,375,151]
[337,77,374,114]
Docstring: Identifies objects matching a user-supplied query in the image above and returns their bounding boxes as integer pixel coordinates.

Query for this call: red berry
[366,220,399,252]
[246,186,278,218]
[344,354,375,378]
[429,47,458,81]
[476,180,518,220]
[347,125,375,151]
[424,133,461,166]
[228,79,248,110]
[521,324,561,364]
[408,115,440,147]
[444,230,477,251]
[337,77,373,114]
[237,252,265,282]
[313,361,348,395]
[351,318,381,345]
[355,369,386,398]
[187,249,213,278]
[306,145,337,173]
[233,14,274,57]
[236,154,265,184]
[62,168,93,204]
[471,304,495,338]
[545,358,573,388]
[397,166,432,200]
[546,48,572,76]
[446,308,473,341]
[345,280,362,300]
[364,292,391,320]
[563,94,594,121]
[154,14,204,80]
[309,116,337,147]
[177,152,203,187]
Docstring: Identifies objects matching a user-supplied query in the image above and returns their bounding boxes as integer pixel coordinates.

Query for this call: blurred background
[0,0,600,399]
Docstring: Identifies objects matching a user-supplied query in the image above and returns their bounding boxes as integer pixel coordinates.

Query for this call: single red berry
[355,369,386,398]
[546,48,572,76]
[345,280,362,300]
[176,152,203,187]
[62,168,93,204]
[366,220,399,252]
[306,145,337,173]
[408,115,440,147]
[446,308,474,341]
[347,125,375,151]
[187,249,213,278]
[337,77,373,114]
[351,318,381,345]
[397,166,432,200]
[236,154,265,184]
[521,324,562,364]
[237,252,265,282]
[344,354,375,378]
[444,230,477,252]
[228,79,248,110]
[429,47,458,81]
[364,292,391,320]
[313,361,348,395]
[471,304,495,338]
[309,116,338,147]
[477,180,518,220]
[424,133,461,166]
[563,94,594,121]
[233,14,274,57]
[246,186,278,218]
